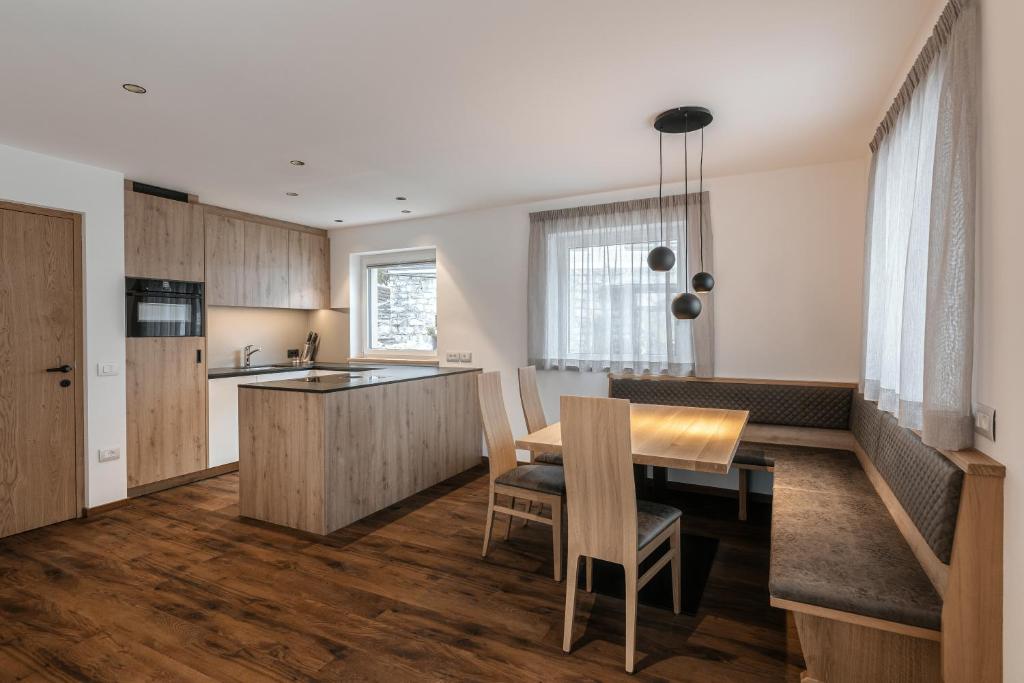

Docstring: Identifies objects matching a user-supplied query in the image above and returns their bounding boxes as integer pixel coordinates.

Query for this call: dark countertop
[235,364,481,393]
[208,362,386,380]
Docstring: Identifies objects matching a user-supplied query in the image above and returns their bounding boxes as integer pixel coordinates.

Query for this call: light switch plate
[973,403,996,440]
[97,362,119,376]
[458,352,472,363]
[98,448,121,463]
[445,352,460,363]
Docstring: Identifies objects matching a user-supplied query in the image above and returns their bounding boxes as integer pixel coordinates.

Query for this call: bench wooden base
[792,612,940,683]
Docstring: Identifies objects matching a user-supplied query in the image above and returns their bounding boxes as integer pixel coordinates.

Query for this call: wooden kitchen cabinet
[243,221,290,308]
[204,211,245,305]
[125,190,205,281]
[288,230,330,309]
[126,337,208,489]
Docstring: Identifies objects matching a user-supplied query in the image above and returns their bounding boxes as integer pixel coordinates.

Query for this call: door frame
[0,199,86,518]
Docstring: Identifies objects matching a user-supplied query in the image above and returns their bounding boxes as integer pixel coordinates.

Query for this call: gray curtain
[527,192,714,377]
[862,0,976,450]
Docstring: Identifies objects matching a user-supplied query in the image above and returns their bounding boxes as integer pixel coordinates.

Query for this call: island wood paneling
[243,221,290,308]
[124,190,205,281]
[204,211,245,305]
[288,230,329,309]
[238,372,482,535]
[126,337,208,488]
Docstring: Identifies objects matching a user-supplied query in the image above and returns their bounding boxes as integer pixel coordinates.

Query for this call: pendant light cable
[699,126,704,272]
[683,127,689,292]
[658,131,664,243]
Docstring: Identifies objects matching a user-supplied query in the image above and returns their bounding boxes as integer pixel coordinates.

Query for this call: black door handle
[46,364,73,373]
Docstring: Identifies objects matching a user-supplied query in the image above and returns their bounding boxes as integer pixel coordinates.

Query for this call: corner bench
[607,373,1004,683]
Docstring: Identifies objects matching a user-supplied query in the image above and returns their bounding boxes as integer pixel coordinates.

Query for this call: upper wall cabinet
[288,230,330,309]
[243,221,291,308]
[125,190,205,281]
[205,212,245,306]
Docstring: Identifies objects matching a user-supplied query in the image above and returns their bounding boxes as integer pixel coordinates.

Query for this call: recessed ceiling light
[395,196,407,201]
[122,83,147,94]
[401,209,412,214]
[286,192,299,197]
[289,160,305,166]
[334,219,344,223]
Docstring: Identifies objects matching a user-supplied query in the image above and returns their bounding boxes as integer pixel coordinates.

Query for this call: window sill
[348,356,440,367]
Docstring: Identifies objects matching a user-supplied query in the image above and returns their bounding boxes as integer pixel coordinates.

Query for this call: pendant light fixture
[691,125,715,293]
[646,132,676,272]
[651,106,713,319]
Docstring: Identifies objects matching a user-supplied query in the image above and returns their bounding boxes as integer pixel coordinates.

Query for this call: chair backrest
[478,371,518,482]
[517,366,547,434]
[560,395,637,566]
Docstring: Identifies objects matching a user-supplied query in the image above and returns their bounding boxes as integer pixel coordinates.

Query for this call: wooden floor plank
[0,466,802,680]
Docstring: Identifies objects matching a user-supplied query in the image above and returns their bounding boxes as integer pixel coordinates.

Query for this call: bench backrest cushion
[853,395,964,564]
[608,377,853,430]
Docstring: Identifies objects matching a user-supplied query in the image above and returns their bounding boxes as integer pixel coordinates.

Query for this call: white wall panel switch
[973,403,996,440]
[445,352,460,362]
[98,448,120,462]
[97,362,119,376]
[458,352,472,363]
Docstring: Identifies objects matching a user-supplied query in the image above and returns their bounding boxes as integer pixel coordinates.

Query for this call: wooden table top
[515,403,749,474]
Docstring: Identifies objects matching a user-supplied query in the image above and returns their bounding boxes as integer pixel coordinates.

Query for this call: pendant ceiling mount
[654,106,713,134]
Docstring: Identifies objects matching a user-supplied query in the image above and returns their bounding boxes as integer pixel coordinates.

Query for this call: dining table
[515,402,750,484]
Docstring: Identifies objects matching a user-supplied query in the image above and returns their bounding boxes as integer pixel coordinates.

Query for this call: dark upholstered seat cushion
[637,500,681,549]
[769,449,943,631]
[873,413,963,564]
[495,464,565,495]
[609,377,853,430]
[849,393,882,454]
[534,452,563,466]
[733,445,773,468]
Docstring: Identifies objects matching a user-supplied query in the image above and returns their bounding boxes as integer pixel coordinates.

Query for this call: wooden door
[243,221,289,308]
[125,190,205,281]
[288,230,329,309]
[126,337,208,488]
[205,211,245,305]
[0,203,82,537]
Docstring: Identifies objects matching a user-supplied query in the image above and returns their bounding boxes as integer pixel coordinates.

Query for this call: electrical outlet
[458,352,472,363]
[445,352,460,363]
[973,403,996,440]
[98,448,120,463]
[97,362,119,376]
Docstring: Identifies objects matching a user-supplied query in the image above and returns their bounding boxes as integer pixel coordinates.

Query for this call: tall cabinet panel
[288,230,330,309]
[243,221,290,308]
[125,190,205,281]
[126,337,208,488]
[205,212,246,305]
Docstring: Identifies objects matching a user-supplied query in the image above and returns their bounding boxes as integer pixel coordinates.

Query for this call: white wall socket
[98,448,120,463]
[445,352,459,362]
[97,362,119,376]
[973,403,996,440]
[445,351,472,363]
[458,352,472,363]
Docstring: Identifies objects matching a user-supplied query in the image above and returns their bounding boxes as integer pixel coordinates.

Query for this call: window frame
[355,248,438,360]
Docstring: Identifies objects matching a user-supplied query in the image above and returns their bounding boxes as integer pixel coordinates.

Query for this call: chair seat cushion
[733,445,773,468]
[495,464,565,495]
[637,500,682,549]
[534,451,563,466]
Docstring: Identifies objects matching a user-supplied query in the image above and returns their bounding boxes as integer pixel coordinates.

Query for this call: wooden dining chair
[560,395,682,673]
[478,371,566,581]
[517,365,562,466]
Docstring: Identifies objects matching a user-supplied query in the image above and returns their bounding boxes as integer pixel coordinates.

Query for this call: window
[364,259,437,353]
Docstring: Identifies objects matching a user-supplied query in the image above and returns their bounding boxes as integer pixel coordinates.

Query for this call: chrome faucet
[242,344,262,368]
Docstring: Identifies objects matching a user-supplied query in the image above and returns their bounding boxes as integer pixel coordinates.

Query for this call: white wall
[0,144,126,507]
[975,0,1024,677]
[331,157,869,484]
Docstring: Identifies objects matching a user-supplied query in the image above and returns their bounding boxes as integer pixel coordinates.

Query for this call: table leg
[652,466,668,497]
[634,464,649,498]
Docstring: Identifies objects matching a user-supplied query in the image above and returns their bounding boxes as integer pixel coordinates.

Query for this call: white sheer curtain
[862,0,976,449]
[528,193,714,376]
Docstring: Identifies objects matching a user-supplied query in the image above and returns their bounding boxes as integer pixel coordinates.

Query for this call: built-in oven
[125,278,204,337]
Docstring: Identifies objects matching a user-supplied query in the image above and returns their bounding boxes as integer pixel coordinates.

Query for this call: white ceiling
[0,0,938,228]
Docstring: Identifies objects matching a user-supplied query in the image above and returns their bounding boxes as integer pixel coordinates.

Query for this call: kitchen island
[238,365,482,535]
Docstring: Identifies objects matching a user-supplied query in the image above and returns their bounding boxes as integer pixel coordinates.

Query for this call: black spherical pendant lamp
[647,245,675,271]
[692,271,715,293]
[671,292,702,320]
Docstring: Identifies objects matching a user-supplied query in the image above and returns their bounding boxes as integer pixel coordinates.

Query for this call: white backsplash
[207,306,347,368]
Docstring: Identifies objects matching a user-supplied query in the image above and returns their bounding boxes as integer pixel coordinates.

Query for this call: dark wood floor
[0,466,803,682]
